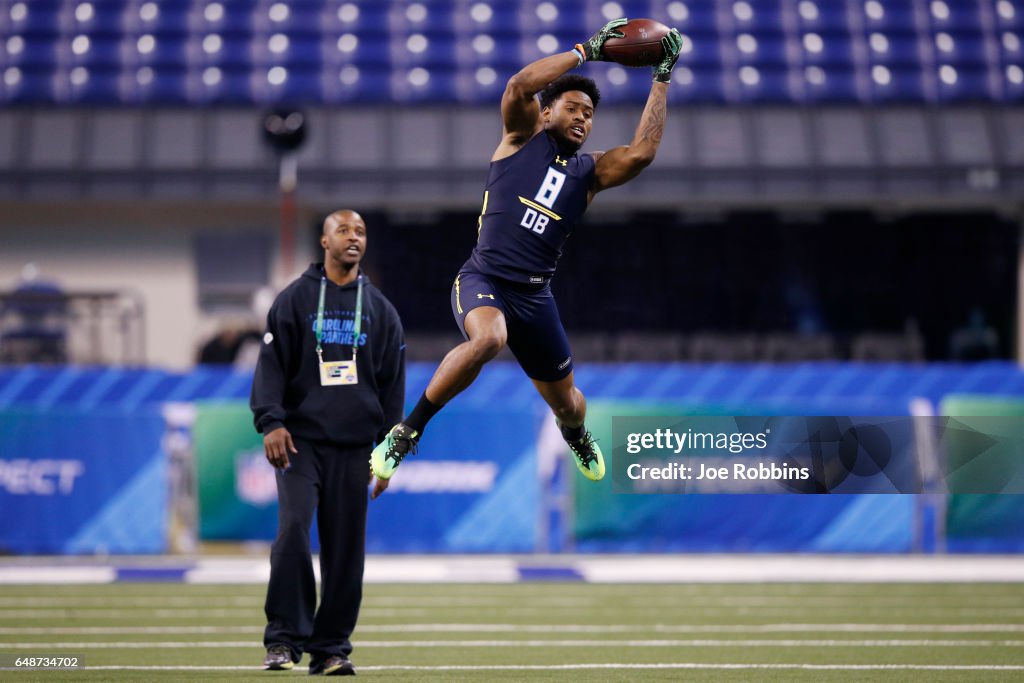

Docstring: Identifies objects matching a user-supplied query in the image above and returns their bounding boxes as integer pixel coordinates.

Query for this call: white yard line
[51,663,1024,672]
[3,638,1023,649]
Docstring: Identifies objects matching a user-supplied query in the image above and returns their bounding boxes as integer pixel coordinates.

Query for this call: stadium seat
[864,33,925,68]
[789,0,851,33]
[867,66,926,102]
[185,66,252,104]
[0,65,56,103]
[453,1,519,36]
[321,32,389,69]
[518,32,579,65]
[252,0,322,35]
[252,64,322,104]
[454,34,520,70]
[588,63,653,104]
[726,65,793,103]
[860,1,916,32]
[2,34,58,69]
[1,0,59,37]
[57,1,127,39]
[53,65,122,103]
[186,35,251,69]
[930,33,988,67]
[187,0,257,38]
[129,66,187,104]
[798,66,861,103]
[798,33,855,67]
[518,0,587,37]
[724,0,785,33]
[322,1,392,37]
[994,0,1024,30]
[724,33,788,67]
[390,32,456,69]
[57,34,121,69]
[129,34,187,70]
[665,66,725,103]
[321,63,390,103]
[656,0,717,33]
[454,64,512,103]
[582,0,652,30]
[123,1,189,37]
[387,1,454,35]
[677,32,723,68]
[933,64,995,101]
[251,33,322,68]
[390,66,456,103]
[924,1,984,32]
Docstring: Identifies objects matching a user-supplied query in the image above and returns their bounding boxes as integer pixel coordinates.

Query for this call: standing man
[252,209,405,675]
[372,20,682,485]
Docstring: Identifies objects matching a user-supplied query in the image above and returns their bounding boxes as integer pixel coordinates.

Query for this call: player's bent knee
[470,334,505,363]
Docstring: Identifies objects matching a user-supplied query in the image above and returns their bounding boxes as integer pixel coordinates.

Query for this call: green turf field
[1,582,1022,681]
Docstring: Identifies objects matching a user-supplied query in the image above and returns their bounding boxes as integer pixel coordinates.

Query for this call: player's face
[544,91,594,150]
[321,211,367,268]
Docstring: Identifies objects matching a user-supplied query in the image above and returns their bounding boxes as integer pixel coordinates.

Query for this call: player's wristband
[572,43,586,67]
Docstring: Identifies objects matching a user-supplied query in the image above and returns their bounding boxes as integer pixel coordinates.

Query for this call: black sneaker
[263,644,294,670]
[309,655,356,676]
[370,423,419,479]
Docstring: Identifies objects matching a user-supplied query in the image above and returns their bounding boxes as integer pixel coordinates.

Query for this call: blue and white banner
[0,407,167,554]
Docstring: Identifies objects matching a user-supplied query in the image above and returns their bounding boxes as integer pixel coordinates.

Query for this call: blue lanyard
[315,275,363,363]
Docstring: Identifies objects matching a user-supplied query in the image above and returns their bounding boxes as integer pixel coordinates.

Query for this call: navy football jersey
[463,131,597,284]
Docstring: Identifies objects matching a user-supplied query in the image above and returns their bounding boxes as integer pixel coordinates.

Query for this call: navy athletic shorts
[450,271,573,382]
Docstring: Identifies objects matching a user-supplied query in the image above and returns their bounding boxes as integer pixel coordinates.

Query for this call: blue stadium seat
[321,63,390,103]
[518,32,578,65]
[587,63,653,104]
[1003,63,1024,101]
[186,35,251,69]
[130,34,187,69]
[390,32,456,68]
[583,0,651,31]
[867,66,926,102]
[188,0,257,39]
[454,64,513,103]
[864,33,924,68]
[654,0,717,34]
[930,33,988,68]
[725,0,784,33]
[321,33,390,68]
[57,34,121,69]
[0,65,56,103]
[994,0,1024,30]
[924,1,983,33]
[860,1,916,32]
[2,0,60,37]
[251,33,322,68]
[129,66,187,103]
[252,0,322,36]
[789,0,850,33]
[725,33,787,67]
[185,66,252,104]
[57,1,127,39]
[54,65,122,103]
[322,1,391,37]
[519,0,587,37]
[390,66,456,103]
[123,1,189,37]
[453,1,519,37]
[677,32,722,68]
[665,65,724,102]
[253,64,322,104]
[798,65,861,103]
[726,65,793,103]
[1,34,57,69]
[933,64,995,102]
[454,34,521,69]
[798,33,855,67]
[387,1,454,35]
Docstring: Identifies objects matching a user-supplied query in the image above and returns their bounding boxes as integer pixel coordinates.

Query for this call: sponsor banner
[193,402,278,542]
[613,415,1024,495]
[193,401,540,552]
[0,407,166,554]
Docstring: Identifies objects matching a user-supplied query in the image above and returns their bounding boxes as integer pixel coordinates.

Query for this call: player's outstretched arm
[590,29,683,196]
[495,19,628,160]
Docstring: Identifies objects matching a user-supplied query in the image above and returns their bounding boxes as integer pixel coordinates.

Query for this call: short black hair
[539,74,601,110]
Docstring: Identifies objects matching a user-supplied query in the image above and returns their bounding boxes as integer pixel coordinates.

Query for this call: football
[601,18,671,67]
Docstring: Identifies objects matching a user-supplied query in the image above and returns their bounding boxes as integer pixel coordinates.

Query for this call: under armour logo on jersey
[476,293,495,299]
[554,155,568,167]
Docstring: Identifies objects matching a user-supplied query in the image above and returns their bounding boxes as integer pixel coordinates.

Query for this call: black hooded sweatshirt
[250,264,405,447]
